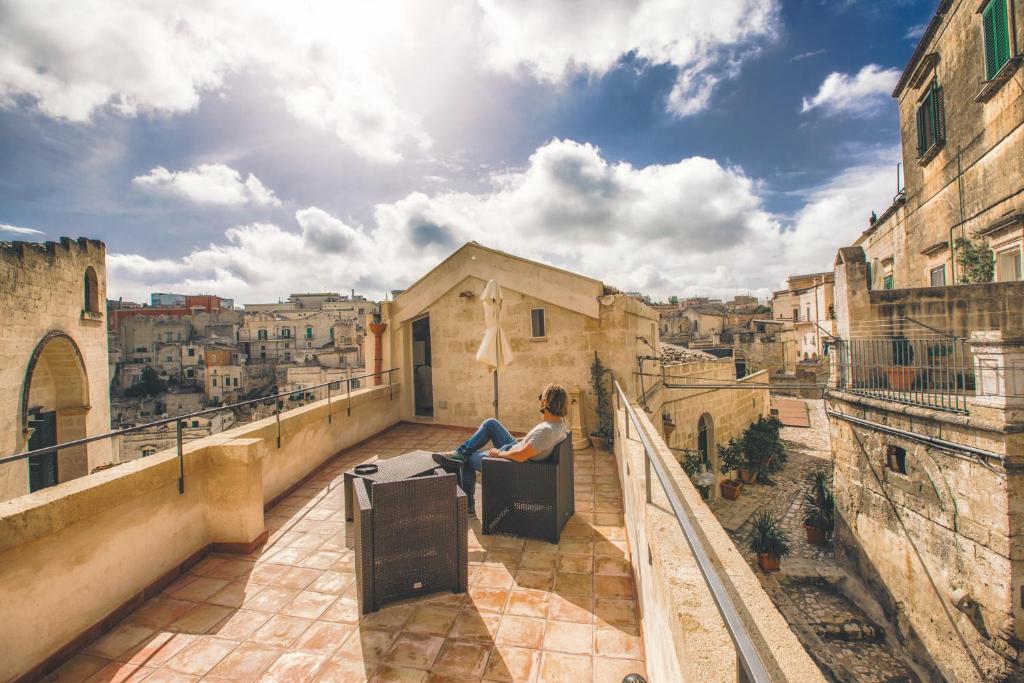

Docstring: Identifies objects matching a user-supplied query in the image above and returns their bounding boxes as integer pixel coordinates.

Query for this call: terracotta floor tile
[43,654,109,683]
[593,599,637,627]
[82,661,153,683]
[546,594,594,624]
[314,657,376,682]
[206,581,265,609]
[466,587,509,614]
[210,608,273,640]
[537,652,592,683]
[166,577,229,603]
[244,586,300,613]
[556,555,593,575]
[136,669,198,682]
[594,557,631,576]
[169,604,234,634]
[449,611,501,643]
[494,616,544,649]
[321,599,361,625]
[594,575,635,599]
[250,614,314,648]
[518,552,557,571]
[248,563,289,585]
[482,645,539,683]
[189,557,226,578]
[83,624,156,660]
[521,541,558,556]
[474,566,514,590]
[504,590,548,618]
[553,572,593,597]
[555,540,592,556]
[302,551,344,570]
[205,559,258,580]
[593,656,645,681]
[360,604,414,631]
[404,607,458,636]
[383,633,444,669]
[431,640,490,678]
[164,636,238,675]
[124,599,196,630]
[281,591,338,619]
[483,549,522,567]
[541,621,593,655]
[368,664,426,682]
[334,629,397,663]
[205,642,283,680]
[592,540,627,558]
[593,626,643,660]
[294,621,354,656]
[268,566,323,590]
[512,570,553,592]
[259,651,328,682]
[421,590,466,609]
[119,632,195,668]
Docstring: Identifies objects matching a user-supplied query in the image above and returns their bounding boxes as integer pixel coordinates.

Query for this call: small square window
[191,420,199,428]
[996,246,1022,282]
[883,275,894,290]
[887,445,907,475]
[929,265,946,287]
[531,308,546,338]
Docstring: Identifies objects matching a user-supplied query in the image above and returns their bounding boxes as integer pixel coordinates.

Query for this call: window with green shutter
[983,0,1011,80]
[916,80,945,158]
[883,275,894,290]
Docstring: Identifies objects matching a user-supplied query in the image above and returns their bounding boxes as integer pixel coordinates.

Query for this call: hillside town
[1,1,1022,682]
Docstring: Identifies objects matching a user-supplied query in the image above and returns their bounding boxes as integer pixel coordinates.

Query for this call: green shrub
[801,470,835,541]
[746,511,791,557]
[590,353,614,448]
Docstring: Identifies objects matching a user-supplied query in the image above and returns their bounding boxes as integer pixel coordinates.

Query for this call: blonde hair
[540,384,569,417]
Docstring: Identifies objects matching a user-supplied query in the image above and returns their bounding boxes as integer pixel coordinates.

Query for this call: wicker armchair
[352,469,468,613]
[481,436,574,544]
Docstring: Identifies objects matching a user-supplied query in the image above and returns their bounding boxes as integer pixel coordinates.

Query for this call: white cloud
[478,0,780,117]
[905,23,928,41]
[108,139,899,303]
[801,64,900,116]
[133,164,281,207]
[0,223,44,236]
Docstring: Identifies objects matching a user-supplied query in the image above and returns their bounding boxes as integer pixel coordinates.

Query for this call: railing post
[389,369,393,400]
[276,407,282,448]
[176,420,184,495]
[347,378,352,416]
[327,383,332,424]
[644,449,652,504]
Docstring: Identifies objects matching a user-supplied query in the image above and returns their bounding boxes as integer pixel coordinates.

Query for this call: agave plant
[801,470,835,541]
[746,510,790,558]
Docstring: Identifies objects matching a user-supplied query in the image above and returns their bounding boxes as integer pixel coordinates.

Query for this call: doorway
[412,316,433,417]
[28,411,58,492]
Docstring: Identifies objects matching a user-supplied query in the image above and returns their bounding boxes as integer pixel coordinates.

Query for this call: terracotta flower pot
[886,367,916,391]
[738,469,758,484]
[590,435,607,452]
[720,480,742,500]
[804,524,827,546]
[757,553,781,571]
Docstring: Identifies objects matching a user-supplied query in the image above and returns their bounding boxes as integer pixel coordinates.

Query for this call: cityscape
[1,1,1022,682]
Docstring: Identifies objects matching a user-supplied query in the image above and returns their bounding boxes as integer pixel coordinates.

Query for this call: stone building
[111,410,235,462]
[0,237,112,502]
[771,271,835,360]
[858,0,1022,289]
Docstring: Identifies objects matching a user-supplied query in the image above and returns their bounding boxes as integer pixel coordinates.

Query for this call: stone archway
[697,413,719,500]
[20,332,91,491]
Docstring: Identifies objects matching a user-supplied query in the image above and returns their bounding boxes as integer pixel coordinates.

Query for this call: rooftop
[44,424,645,683]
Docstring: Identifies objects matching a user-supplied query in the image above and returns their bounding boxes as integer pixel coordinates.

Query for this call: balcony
[1,381,821,682]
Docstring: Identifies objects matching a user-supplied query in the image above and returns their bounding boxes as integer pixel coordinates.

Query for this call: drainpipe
[369,321,387,385]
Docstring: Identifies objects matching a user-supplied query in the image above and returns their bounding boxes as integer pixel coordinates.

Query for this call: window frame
[530,308,547,339]
[995,244,1023,282]
[982,0,1012,80]
[883,275,895,290]
[886,445,908,475]
[915,80,945,161]
[929,265,947,287]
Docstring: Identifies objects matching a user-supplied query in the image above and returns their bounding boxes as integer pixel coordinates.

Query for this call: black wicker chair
[481,436,574,544]
[352,469,468,613]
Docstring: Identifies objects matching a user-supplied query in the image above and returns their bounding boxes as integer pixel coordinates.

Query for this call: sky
[0,0,936,304]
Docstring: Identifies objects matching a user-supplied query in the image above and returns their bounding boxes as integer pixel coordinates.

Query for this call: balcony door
[28,411,58,492]
[412,315,434,417]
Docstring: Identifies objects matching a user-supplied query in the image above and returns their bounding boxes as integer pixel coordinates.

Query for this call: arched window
[282,328,291,338]
[83,266,99,313]
[258,329,268,341]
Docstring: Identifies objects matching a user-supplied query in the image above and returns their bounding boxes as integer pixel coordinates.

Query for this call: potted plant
[718,438,744,500]
[740,416,787,484]
[589,353,615,451]
[886,335,916,391]
[662,413,676,440]
[746,511,790,571]
[801,470,834,546]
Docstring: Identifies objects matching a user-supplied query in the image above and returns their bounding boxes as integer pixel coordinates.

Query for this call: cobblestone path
[709,399,919,683]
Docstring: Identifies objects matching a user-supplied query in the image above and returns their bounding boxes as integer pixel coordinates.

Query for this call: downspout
[369,321,387,385]
[950,145,965,284]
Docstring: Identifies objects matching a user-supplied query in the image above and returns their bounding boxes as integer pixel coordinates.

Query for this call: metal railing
[3,367,400,495]
[613,379,770,683]
[833,336,973,413]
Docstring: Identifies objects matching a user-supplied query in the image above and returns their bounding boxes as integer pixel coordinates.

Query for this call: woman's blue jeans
[456,418,517,505]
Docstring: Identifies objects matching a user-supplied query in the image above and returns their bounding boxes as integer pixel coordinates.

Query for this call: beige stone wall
[614,394,826,682]
[0,383,402,682]
[0,238,112,502]
[827,391,1022,681]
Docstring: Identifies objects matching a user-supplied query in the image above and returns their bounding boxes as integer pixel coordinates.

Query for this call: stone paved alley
[709,399,919,683]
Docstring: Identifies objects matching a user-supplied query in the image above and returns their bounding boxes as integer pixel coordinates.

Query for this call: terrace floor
[46,423,646,683]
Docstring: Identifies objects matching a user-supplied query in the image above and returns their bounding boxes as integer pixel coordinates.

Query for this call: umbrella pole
[493,370,499,419]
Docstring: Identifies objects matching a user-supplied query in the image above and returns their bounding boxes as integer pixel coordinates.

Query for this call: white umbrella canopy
[476,280,513,417]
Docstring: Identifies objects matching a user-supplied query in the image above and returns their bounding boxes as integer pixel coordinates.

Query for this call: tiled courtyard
[46,423,646,682]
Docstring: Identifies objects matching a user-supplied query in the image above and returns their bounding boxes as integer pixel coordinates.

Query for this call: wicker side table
[343,450,438,522]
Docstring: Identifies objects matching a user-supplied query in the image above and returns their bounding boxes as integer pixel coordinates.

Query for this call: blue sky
[0,0,935,303]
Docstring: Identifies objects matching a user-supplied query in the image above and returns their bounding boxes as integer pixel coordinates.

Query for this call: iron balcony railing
[2,367,400,495]
[833,336,974,413]
[613,379,770,683]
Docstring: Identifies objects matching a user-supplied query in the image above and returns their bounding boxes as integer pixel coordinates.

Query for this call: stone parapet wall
[0,383,401,683]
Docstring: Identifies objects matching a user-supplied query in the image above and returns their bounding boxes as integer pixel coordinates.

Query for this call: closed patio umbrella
[476,280,514,418]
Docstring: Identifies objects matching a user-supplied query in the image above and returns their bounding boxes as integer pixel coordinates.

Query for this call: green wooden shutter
[916,106,927,155]
[983,0,1010,79]
[933,85,946,144]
